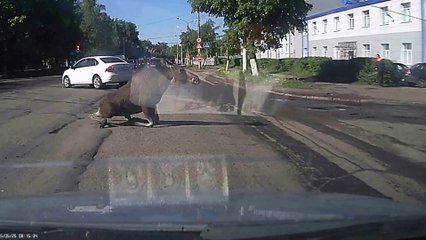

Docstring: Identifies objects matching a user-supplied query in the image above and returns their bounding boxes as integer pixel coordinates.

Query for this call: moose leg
[134,106,156,127]
[124,114,132,122]
[153,108,160,124]
[99,118,108,128]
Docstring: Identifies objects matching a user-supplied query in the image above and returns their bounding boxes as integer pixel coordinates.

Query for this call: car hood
[0,191,425,228]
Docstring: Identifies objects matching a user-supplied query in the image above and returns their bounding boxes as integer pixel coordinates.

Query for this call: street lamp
[177,17,195,30]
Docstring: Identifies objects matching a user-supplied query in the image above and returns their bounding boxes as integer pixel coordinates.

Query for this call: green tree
[79,0,114,55]
[1,0,81,72]
[200,19,220,57]
[179,18,219,59]
[111,19,142,58]
[151,42,170,57]
[220,28,241,70]
[188,0,312,74]
[140,39,153,57]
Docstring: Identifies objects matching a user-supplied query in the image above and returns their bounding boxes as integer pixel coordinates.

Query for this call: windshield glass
[1,0,425,238]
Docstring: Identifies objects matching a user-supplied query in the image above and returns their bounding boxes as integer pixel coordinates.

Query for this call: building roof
[306,0,390,20]
[306,0,343,15]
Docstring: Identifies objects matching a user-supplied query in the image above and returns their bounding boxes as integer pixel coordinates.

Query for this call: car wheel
[93,75,104,89]
[63,76,71,88]
[417,78,426,88]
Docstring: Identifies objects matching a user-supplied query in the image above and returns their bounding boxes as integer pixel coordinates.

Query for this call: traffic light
[76,44,80,51]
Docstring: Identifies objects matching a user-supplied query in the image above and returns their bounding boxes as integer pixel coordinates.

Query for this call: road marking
[221,160,229,197]
[146,162,154,200]
[0,161,73,169]
[185,160,191,200]
[262,115,424,204]
[201,78,215,86]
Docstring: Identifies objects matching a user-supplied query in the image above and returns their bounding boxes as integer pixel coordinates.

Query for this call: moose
[91,59,200,128]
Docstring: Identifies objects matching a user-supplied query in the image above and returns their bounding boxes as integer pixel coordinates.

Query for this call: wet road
[0,73,425,205]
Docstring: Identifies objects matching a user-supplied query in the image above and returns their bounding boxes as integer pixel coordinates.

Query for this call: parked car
[405,63,426,88]
[392,63,409,85]
[62,56,133,89]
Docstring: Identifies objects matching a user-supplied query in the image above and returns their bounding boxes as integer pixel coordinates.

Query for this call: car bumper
[101,72,132,84]
[405,76,418,84]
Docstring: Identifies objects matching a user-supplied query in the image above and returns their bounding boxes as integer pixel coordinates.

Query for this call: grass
[216,68,317,89]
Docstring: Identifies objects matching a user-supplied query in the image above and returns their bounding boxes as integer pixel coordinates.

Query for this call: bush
[296,57,331,75]
[317,57,395,85]
[357,58,394,86]
[318,60,353,83]
[258,59,281,74]
[258,57,330,76]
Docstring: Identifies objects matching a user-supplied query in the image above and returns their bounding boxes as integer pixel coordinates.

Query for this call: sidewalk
[188,68,426,106]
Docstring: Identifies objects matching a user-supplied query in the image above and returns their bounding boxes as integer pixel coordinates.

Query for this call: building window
[401,2,411,22]
[363,10,370,27]
[334,47,340,59]
[348,14,354,29]
[323,46,328,57]
[312,47,317,57]
[363,44,371,57]
[381,7,389,25]
[322,19,327,33]
[334,17,340,31]
[401,43,412,65]
[312,22,317,35]
[381,43,390,59]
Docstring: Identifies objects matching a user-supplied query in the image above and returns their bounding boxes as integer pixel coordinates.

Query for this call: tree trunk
[225,55,230,71]
[248,48,259,76]
[242,48,247,72]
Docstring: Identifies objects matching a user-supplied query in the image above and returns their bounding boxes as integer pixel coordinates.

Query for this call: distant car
[148,58,163,67]
[62,56,133,89]
[405,63,426,88]
[392,63,409,85]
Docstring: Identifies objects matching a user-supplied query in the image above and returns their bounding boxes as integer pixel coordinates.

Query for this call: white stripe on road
[146,162,154,200]
[185,160,191,199]
[0,161,73,169]
[201,78,215,86]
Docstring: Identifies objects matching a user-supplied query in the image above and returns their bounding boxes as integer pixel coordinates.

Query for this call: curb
[186,70,426,106]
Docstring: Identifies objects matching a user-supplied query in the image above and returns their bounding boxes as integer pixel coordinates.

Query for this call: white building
[257,0,426,66]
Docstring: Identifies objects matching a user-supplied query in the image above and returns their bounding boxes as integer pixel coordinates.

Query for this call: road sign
[196,37,202,43]
[196,43,202,49]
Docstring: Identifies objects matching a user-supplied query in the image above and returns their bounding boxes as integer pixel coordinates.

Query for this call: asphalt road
[0,73,425,206]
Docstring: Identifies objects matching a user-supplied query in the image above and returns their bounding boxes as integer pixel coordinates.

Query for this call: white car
[62,56,133,89]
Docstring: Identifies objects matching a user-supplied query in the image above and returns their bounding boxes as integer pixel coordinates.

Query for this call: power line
[369,4,426,22]
[139,13,193,26]
[145,34,178,40]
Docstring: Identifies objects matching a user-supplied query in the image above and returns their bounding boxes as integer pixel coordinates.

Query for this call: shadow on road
[112,117,267,128]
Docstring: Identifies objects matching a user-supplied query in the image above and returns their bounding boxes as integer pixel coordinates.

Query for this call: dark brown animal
[92,61,199,128]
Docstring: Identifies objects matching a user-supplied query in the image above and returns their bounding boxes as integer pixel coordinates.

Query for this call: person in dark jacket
[376,54,385,87]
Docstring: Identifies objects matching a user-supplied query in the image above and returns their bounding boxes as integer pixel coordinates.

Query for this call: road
[0,73,425,206]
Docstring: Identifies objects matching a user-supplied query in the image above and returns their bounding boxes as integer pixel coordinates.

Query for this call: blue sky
[98,0,342,44]
[98,0,224,44]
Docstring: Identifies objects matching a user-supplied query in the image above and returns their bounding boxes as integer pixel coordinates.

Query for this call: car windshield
[100,57,126,63]
[1,0,426,238]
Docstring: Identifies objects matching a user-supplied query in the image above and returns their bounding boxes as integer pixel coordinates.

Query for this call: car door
[79,58,99,84]
[71,59,89,84]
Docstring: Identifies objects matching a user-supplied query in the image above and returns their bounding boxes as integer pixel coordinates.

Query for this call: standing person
[376,54,385,87]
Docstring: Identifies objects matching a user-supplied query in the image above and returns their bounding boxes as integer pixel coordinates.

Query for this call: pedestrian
[376,54,385,87]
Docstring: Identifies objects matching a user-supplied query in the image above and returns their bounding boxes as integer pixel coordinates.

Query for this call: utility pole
[176,43,179,64]
[180,44,184,66]
[197,11,202,69]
